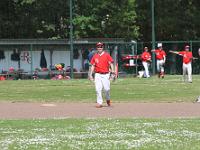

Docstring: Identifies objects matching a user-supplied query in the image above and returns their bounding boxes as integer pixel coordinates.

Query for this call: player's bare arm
[169,50,178,54]
[109,62,116,81]
[147,58,152,62]
[192,57,198,60]
[163,56,166,63]
[89,65,94,81]
[169,50,183,57]
[109,62,115,74]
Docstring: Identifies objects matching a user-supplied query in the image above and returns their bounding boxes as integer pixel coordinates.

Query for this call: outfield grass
[0,76,200,150]
[0,118,200,150]
[0,76,200,102]
[0,75,199,102]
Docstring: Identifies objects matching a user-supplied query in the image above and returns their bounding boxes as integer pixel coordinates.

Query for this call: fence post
[30,44,33,74]
[190,41,193,74]
[190,41,193,52]
[151,0,156,75]
[135,42,138,75]
[69,0,74,78]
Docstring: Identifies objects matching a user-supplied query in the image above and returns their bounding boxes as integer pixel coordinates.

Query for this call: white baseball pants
[94,73,110,105]
[142,61,150,78]
[183,63,192,82]
[157,59,165,73]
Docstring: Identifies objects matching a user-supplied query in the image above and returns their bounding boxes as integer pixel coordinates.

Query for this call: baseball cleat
[106,100,111,106]
[160,72,164,78]
[158,74,160,78]
[95,104,103,108]
[196,96,200,102]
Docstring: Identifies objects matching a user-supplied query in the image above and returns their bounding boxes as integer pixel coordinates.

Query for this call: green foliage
[136,0,200,41]
[0,0,200,40]
[0,0,139,39]
[73,15,99,39]
[19,0,36,5]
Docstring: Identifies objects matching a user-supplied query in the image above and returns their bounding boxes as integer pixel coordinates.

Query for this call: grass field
[0,75,200,150]
[1,119,200,150]
[0,75,199,102]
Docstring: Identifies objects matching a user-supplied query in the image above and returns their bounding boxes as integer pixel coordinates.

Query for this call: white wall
[0,50,83,72]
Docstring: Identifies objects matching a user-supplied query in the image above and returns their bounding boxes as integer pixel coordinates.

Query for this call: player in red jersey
[151,43,166,78]
[141,47,151,78]
[170,45,193,83]
[89,42,115,108]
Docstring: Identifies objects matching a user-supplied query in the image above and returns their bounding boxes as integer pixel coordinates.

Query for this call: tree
[136,0,200,41]
[0,0,139,40]
[1,0,200,41]
[72,0,139,39]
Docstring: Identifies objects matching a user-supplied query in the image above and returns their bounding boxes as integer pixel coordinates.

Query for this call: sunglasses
[97,46,103,48]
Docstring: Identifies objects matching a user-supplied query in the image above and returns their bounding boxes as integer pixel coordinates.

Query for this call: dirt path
[1,102,200,119]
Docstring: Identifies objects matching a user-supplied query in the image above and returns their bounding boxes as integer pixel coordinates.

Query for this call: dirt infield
[1,102,200,119]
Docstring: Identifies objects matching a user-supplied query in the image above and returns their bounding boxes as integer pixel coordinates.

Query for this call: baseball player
[141,46,151,78]
[169,45,193,83]
[89,42,115,108]
[151,43,166,78]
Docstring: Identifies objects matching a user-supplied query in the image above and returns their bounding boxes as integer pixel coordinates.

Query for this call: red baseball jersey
[90,51,113,73]
[141,51,151,62]
[154,49,166,60]
[178,51,193,64]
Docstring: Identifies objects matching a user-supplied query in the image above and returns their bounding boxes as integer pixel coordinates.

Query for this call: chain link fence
[0,39,199,80]
[0,39,137,79]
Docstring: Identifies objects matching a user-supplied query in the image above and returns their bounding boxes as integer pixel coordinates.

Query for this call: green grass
[0,118,200,150]
[0,76,200,150]
[0,75,199,102]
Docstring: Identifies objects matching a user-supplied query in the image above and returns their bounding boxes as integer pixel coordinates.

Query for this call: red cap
[96,42,104,47]
[185,45,190,49]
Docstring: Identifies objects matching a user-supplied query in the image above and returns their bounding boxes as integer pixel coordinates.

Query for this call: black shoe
[106,100,111,106]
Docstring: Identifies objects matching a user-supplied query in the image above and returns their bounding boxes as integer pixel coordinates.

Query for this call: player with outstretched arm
[151,43,166,78]
[169,45,193,83]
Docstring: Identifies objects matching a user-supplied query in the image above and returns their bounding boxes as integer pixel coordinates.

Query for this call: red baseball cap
[185,45,190,49]
[96,42,104,47]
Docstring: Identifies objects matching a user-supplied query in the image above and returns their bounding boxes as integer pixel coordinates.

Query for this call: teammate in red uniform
[141,47,151,78]
[89,42,115,108]
[151,43,166,78]
[170,45,193,83]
